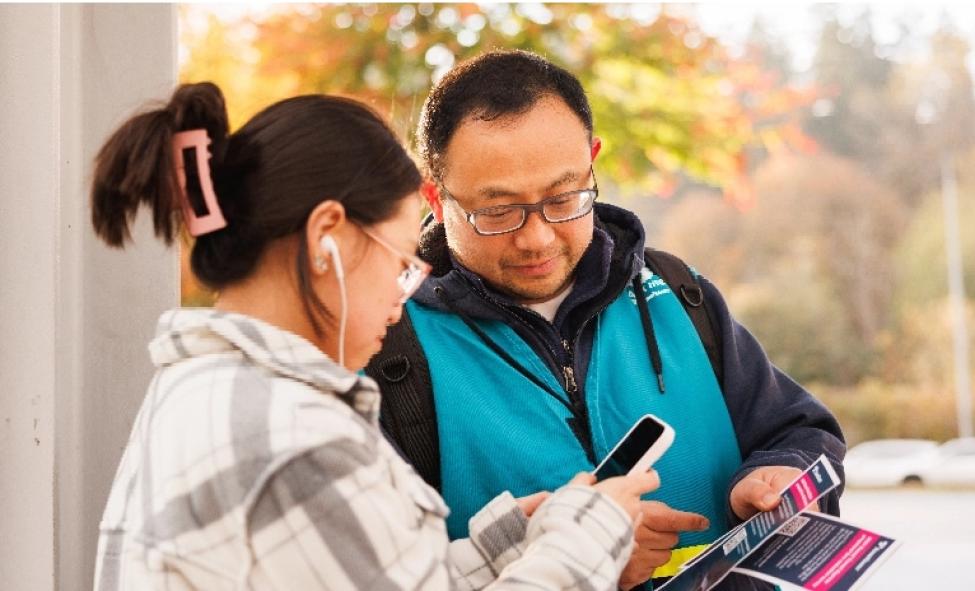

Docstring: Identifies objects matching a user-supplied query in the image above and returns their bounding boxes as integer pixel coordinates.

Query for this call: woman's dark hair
[91,82,421,332]
[418,49,593,180]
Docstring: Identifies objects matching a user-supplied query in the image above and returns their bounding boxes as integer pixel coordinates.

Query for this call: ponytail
[89,83,420,325]
[90,82,229,247]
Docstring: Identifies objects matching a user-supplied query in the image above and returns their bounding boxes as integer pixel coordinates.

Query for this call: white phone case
[592,413,675,478]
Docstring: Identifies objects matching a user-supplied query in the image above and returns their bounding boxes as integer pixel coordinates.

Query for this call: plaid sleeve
[245,438,634,591]
[449,486,635,591]
[447,492,530,589]
[244,435,456,590]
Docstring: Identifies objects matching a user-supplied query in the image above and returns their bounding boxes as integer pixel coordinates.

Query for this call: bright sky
[689,2,975,72]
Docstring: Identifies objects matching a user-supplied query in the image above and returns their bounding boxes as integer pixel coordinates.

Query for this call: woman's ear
[306,200,347,275]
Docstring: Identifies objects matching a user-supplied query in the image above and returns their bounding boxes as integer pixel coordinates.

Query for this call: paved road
[838,488,975,589]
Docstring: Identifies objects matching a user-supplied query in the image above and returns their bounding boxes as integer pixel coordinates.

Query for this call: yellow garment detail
[652,543,710,579]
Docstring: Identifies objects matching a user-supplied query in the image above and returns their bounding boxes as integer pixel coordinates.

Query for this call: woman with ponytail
[91,82,655,590]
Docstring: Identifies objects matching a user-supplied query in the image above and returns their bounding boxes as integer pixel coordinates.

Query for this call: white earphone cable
[336,265,346,367]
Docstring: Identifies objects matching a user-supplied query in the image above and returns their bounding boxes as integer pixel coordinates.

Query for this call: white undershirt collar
[523,281,575,323]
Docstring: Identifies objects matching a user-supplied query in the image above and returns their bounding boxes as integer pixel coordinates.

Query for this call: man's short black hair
[418,49,593,180]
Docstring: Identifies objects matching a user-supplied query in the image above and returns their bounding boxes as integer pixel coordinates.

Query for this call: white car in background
[843,439,939,487]
[918,437,975,487]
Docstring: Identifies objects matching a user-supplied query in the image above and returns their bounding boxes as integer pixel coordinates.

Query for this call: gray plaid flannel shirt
[94,309,634,590]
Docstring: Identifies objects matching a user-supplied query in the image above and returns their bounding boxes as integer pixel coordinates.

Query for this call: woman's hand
[568,470,660,523]
[514,491,551,518]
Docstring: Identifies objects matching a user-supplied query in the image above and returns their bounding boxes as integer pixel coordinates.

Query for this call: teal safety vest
[407,267,742,577]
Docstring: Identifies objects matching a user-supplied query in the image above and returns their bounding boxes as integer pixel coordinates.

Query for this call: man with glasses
[367,50,845,590]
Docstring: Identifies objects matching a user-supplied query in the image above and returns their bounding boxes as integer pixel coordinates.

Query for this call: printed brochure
[733,512,899,591]
[659,455,897,591]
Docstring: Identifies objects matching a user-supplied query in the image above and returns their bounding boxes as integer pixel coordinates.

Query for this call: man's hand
[730,465,819,521]
[618,501,710,590]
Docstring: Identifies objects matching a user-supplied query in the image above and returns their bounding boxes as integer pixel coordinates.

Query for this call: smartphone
[592,414,675,481]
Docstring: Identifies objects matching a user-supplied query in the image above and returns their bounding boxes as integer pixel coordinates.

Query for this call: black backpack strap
[364,307,442,491]
[643,247,724,389]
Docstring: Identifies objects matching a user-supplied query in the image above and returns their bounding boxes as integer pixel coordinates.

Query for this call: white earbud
[319,235,344,279]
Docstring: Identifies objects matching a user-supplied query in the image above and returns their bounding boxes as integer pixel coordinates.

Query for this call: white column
[0,5,177,590]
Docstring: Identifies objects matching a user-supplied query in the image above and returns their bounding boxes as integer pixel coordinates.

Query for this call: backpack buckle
[680,284,704,308]
[380,355,412,383]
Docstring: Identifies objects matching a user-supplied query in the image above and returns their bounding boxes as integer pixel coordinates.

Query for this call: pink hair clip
[173,129,227,237]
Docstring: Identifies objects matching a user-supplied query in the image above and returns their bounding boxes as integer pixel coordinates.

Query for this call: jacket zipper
[465,281,567,379]
[461,278,616,463]
[561,339,578,393]
[469,281,613,395]
[563,366,578,393]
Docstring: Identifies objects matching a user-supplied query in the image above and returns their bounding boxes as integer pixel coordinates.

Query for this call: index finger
[641,502,710,532]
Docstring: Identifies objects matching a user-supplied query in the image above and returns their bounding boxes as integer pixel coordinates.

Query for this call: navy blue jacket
[407,203,846,524]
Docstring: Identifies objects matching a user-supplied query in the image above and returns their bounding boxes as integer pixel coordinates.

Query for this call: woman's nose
[387,301,404,326]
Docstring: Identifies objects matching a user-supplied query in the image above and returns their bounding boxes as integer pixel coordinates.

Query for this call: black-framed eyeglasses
[441,169,599,236]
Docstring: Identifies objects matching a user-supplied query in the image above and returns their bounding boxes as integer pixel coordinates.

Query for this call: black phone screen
[593,417,666,481]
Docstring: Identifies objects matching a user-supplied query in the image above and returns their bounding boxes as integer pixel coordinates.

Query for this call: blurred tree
[890,154,975,321]
[179,4,975,440]
[805,11,975,208]
[179,3,818,305]
[806,11,896,161]
[179,12,285,130]
[744,19,793,81]
[817,379,961,444]
[749,153,906,379]
[655,189,744,287]
[180,3,815,201]
[879,300,974,392]
[658,152,907,385]
[912,30,975,161]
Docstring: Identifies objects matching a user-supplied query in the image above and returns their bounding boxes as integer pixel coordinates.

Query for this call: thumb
[516,491,551,517]
[569,472,597,486]
[732,478,780,519]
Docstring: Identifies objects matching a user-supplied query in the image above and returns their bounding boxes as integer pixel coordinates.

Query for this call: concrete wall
[0,5,177,589]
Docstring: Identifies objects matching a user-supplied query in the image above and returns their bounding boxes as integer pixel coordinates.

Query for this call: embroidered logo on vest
[626,267,673,305]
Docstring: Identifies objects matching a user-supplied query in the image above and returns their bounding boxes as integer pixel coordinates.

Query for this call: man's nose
[512,210,555,251]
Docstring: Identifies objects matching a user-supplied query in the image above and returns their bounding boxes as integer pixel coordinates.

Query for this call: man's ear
[421,179,444,222]
[591,136,602,161]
